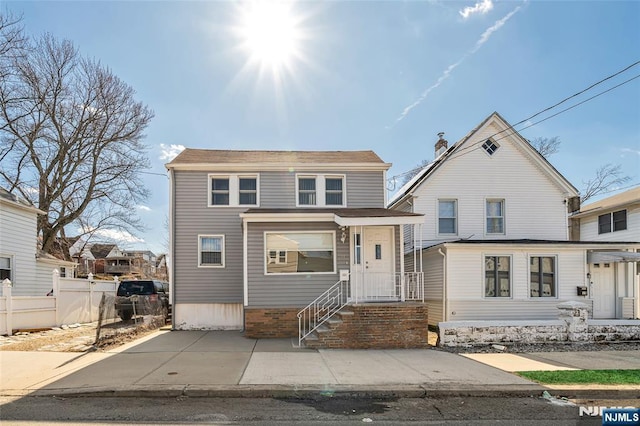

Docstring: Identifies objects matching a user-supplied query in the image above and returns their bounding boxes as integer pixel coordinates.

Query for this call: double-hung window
[598,210,627,234]
[530,256,556,297]
[209,175,258,207]
[297,175,345,207]
[484,256,510,297]
[211,178,230,206]
[486,199,505,234]
[0,256,11,281]
[438,199,457,235]
[298,177,317,206]
[325,177,343,206]
[265,232,335,274]
[199,235,224,267]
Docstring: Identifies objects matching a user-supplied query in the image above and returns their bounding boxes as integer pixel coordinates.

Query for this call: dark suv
[115,279,170,321]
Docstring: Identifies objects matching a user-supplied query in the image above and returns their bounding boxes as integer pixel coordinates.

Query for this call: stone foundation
[439,301,640,347]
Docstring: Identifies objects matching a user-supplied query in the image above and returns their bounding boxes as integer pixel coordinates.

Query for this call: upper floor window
[598,210,627,234]
[484,256,511,297]
[438,199,457,235]
[209,175,259,207]
[0,256,11,281]
[482,139,500,156]
[296,174,346,207]
[199,235,225,267]
[486,199,505,234]
[530,256,556,297]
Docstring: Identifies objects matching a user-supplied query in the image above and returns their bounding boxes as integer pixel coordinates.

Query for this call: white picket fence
[0,270,118,336]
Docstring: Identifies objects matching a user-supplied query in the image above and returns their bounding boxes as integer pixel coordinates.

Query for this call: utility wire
[388,61,640,186]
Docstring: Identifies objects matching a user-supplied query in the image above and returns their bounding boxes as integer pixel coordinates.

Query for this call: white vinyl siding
[0,202,39,295]
[579,205,640,242]
[436,245,587,321]
[406,121,572,244]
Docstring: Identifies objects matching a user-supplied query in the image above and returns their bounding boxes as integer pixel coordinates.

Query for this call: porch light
[339,226,347,244]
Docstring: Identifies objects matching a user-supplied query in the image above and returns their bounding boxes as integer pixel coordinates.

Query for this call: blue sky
[5,0,639,255]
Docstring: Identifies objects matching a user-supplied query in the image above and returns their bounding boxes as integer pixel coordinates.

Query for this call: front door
[591,262,616,319]
[351,226,395,301]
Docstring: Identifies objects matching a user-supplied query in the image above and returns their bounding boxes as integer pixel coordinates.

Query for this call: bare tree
[581,164,631,203]
[0,32,154,256]
[400,159,430,186]
[529,136,561,158]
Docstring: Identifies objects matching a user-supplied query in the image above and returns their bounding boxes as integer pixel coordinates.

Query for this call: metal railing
[297,279,350,347]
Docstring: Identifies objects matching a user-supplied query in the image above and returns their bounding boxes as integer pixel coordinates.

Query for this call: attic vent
[482,139,499,156]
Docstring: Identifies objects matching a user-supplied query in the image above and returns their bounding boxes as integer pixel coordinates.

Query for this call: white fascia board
[442,242,640,251]
[334,215,424,226]
[0,198,46,215]
[239,213,336,223]
[36,257,78,267]
[166,162,391,172]
[572,200,640,219]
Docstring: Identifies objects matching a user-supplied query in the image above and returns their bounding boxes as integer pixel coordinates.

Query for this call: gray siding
[247,222,349,307]
[173,168,386,305]
[173,171,244,303]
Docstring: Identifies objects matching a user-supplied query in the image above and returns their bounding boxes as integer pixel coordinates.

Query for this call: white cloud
[137,205,152,212]
[80,226,145,244]
[392,4,522,125]
[621,148,640,156]
[159,144,186,161]
[460,0,494,19]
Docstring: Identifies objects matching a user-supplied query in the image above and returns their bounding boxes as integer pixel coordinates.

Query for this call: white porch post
[53,269,60,326]
[400,224,405,302]
[2,279,13,336]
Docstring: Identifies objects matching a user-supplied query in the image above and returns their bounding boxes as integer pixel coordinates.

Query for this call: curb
[21,383,638,399]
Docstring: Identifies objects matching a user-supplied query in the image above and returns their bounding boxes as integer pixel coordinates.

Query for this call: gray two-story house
[167,149,425,346]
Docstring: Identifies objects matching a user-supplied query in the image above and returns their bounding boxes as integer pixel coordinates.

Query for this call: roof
[572,186,640,218]
[167,149,386,166]
[243,207,422,218]
[0,187,46,215]
[388,112,579,207]
[90,243,117,259]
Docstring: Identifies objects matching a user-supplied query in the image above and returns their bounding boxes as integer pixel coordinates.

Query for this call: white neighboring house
[0,187,76,296]
[571,186,640,319]
[388,112,640,325]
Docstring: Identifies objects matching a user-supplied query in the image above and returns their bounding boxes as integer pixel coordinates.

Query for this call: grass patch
[517,370,640,385]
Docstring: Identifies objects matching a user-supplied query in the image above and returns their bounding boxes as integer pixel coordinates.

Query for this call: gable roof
[90,243,117,259]
[388,112,579,207]
[571,186,640,219]
[166,149,390,171]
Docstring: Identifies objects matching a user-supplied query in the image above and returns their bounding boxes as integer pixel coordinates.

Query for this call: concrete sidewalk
[1,330,638,399]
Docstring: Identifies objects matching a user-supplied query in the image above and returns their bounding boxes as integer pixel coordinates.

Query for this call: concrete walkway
[1,330,638,398]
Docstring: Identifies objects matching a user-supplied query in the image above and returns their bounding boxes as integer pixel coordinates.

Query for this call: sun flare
[237,1,302,71]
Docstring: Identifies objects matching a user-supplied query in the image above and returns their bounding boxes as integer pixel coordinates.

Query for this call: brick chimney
[435,132,448,158]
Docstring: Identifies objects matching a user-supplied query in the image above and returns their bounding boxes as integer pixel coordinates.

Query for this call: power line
[388,61,640,185]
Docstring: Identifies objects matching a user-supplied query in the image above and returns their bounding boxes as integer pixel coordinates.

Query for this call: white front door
[351,226,395,301]
[591,263,616,319]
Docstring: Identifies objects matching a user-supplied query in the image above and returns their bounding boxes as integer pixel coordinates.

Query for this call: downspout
[438,247,447,322]
[243,218,248,330]
[168,168,175,330]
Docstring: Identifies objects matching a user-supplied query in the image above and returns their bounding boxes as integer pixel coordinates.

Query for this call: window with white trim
[199,235,225,267]
[208,175,259,207]
[296,174,346,207]
[484,256,510,297]
[598,210,627,234]
[438,199,457,234]
[265,232,335,274]
[482,139,500,155]
[530,256,556,297]
[0,256,11,281]
[486,199,505,234]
